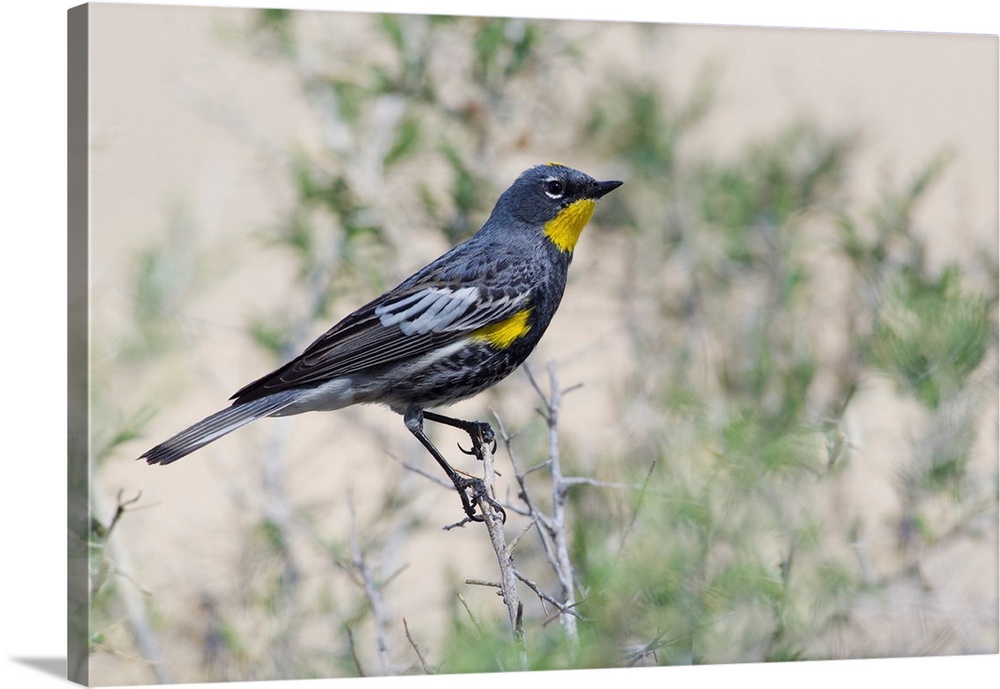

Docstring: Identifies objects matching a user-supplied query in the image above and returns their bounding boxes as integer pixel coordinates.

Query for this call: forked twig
[523,361,580,649]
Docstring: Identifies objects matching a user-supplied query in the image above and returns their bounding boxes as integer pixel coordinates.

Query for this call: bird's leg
[404,409,505,523]
[422,410,498,460]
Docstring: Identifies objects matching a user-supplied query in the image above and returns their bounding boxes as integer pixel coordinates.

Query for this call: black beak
[590,179,624,200]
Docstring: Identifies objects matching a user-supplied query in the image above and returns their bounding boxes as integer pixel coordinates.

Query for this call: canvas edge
[68,3,90,686]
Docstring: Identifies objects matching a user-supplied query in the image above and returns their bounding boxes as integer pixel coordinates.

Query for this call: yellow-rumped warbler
[140,163,622,521]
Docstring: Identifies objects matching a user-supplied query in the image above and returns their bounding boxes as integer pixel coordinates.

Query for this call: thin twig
[456,594,486,637]
[103,489,143,539]
[465,578,501,589]
[514,569,583,618]
[388,455,454,490]
[403,618,434,674]
[344,626,365,677]
[382,563,410,588]
[508,518,537,551]
[523,460,552,476]
[562,476,630,488]
[617,459,657,557]
[442,516,476,531]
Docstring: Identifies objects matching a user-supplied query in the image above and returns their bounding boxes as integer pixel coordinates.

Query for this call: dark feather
[231,252,533,404]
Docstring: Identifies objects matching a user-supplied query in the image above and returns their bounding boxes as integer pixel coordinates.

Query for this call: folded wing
[231,279,529,404]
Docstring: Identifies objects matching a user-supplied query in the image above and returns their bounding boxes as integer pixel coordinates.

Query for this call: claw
[489,499,507,524]
[452,476,506,524]
[471,480,505,523]
[476,422,496,448]
[459,421,497,461]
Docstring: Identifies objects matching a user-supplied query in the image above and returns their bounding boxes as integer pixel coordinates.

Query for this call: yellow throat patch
[543,199,596,253]
[470,308,533,349]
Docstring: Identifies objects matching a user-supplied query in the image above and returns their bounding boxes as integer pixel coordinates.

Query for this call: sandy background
[81,3,996,686]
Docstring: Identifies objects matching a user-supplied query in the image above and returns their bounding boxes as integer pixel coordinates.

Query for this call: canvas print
[68,3,999,686]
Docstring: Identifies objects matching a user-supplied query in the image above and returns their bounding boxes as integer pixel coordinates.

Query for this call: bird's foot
[453,475,506,524]
[456,421,498,461]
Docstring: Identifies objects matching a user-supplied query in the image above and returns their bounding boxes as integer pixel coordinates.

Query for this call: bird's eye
[544,178,565,199]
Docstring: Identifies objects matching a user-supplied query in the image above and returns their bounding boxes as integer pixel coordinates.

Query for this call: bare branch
[495,411,560,563]
[531,361,580,650]
[477,438,528,666]
[347,496,393,675]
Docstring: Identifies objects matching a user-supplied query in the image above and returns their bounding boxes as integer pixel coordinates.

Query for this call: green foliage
[438,614,529,673]
[471,17,542,86]
[384,114,422,167]
[253,9,295,54]
[870,265,994,408]
[91,406,157,466]
[699,123,855,234]
[436,145,493,243]
[128,204,205,358]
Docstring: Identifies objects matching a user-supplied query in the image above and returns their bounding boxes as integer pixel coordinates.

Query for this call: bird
[140,163,623,522]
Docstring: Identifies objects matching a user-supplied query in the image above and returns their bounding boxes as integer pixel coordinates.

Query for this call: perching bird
[140,163,622,521]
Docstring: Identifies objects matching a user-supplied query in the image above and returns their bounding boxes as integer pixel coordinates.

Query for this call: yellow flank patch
[470,308,533,349]
[543,199,596,253]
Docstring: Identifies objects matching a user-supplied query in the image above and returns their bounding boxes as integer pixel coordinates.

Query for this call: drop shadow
[11,657,66,680]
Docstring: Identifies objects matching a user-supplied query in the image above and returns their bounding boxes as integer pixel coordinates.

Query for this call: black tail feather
[140,392,298,465]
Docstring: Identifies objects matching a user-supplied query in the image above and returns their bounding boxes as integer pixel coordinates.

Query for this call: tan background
[86,3,997,685]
